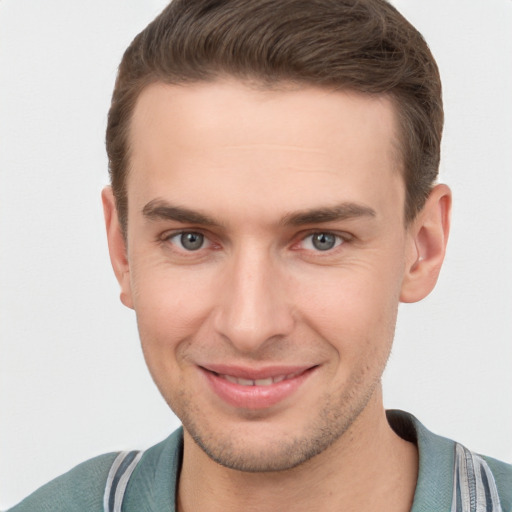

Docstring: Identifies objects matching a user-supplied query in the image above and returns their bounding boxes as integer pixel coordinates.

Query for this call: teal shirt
[8,411,512,511]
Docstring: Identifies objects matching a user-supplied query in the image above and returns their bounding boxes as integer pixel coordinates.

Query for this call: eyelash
[160,230,351,254]
[296,232,346,252]
[162,231,213,252]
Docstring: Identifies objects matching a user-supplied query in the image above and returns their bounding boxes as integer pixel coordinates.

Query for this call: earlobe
[400,184,452,303]
[101,186,134,309]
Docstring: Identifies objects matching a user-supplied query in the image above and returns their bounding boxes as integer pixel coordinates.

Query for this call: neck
[177,390,418,512]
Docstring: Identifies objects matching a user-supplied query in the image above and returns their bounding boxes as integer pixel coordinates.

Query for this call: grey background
[1,0,511,508]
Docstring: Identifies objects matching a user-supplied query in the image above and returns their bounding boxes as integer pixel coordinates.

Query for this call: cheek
[131,267,220,402]
[129,262,217,353]
[292,260,403,350]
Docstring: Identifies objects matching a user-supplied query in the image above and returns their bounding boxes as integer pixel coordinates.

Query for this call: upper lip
[199,364,316,380]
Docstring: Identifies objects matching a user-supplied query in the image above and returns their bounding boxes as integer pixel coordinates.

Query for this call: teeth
[219,371,303,386]
[254,378,273,386]
[237,378,255,386]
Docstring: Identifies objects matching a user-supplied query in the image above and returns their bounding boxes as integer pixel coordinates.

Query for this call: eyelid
[175,232,208,249]
[160,229,214,251]
[161,226,206,240]
[158,228,352,252]
[293,230,352,251]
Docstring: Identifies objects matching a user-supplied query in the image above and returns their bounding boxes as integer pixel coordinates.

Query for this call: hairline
[119,76,411,239]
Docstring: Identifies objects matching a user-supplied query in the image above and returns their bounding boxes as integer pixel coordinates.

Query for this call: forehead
[127,80,404,223]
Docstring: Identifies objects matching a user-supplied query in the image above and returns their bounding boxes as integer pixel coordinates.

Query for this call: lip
[199,364,317,410]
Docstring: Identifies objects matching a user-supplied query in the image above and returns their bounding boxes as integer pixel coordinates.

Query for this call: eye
[301,232,343,251]
[169,232,207,251]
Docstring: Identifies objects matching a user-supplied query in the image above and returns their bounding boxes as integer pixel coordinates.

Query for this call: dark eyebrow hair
[142,199,221,226]
[281,203,376,226]
[142,199,376,228]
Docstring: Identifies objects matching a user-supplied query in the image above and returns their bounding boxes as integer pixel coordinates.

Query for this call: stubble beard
[172,373,382,473]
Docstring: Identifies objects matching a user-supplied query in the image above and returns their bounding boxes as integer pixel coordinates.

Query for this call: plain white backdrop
[1,0,511,508]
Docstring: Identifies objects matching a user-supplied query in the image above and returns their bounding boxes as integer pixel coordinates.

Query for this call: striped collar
[113,411,507,512]
[387,410,504,512]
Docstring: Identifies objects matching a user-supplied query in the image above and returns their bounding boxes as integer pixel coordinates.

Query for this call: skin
[103,79,451,511]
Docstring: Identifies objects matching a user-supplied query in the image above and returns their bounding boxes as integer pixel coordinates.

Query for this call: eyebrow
[142,199,221,227]
[281,203,376,226]
[142,199,376,228]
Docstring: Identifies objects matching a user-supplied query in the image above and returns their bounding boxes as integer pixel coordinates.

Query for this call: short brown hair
[106,0,443,233]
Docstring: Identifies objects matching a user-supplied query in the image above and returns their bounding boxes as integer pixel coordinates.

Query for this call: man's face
[119,80,415,471]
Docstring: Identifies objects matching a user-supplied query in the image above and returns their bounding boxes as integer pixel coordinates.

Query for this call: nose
[213,246,294,354]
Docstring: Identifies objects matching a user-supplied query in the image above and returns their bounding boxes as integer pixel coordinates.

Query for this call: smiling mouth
[214,369,306,387]
[201,365,316,409]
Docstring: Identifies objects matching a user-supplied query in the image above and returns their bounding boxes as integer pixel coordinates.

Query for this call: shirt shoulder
[387,410,512,512]
[7,429,184,512]
[481,454,512,512]
[7,452,119,512]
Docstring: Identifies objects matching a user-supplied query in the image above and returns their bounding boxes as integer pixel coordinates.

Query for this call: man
[7,0,511,511]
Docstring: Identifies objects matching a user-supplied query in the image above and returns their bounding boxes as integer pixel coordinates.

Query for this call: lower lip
[202,368,314,410]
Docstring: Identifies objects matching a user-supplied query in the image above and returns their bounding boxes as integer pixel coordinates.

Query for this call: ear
[101,186,134,309]
[400,184,452,303]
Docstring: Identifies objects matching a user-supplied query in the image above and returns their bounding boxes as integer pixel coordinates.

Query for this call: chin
[188,426,333,472]
[179,386,378,473]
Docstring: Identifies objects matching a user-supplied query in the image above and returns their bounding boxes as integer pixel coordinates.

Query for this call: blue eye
[302,232,343,251]
[171,232,206,251]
